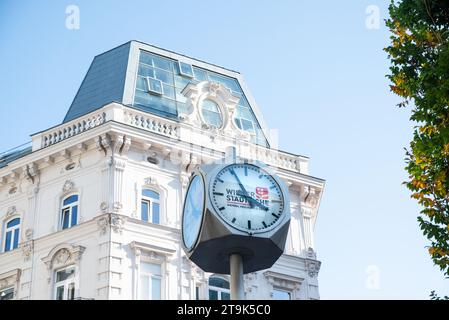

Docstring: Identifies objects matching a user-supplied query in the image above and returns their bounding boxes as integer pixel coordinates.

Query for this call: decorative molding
[62,180,75,194]
[97,216,109,235]
[144,176,158,187]
[100,201,108,213]
[264,271,303,299]
[25,228,33,241]
[0,269,21,291]
[41,243,85,272]
[96,214,127,235]
[110,214,125,234]
[6,206,17,217]
[305,258,321,278]
[21,240,34,262]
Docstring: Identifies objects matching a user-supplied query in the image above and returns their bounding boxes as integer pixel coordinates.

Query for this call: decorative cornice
[41,243,86,271]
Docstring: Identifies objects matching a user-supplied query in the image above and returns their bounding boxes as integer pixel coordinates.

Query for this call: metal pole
[230,253,244,300]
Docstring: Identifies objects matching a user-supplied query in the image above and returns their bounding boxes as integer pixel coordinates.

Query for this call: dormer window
[201,99,223,128]
[146,77,164,95]
[178,61,194,78]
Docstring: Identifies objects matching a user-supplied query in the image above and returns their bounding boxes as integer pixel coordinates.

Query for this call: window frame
[146,77,164,96]
[178,61,195,78]
[139,261,163,300]
[3,217,20,253]
[141,188,161,224]
[53,265,76,300]
[60,194,79,230]
[208,276,231,301]
[200,99,224,129]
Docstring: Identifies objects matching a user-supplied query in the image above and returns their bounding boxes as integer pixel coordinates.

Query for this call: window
[273,288,291,300]
[195,286,200,300]
[208,277,230,300]
[146,77,164,95]
[4,218,20,252]
[139,262,162,300]
[0,287,14,300]
[141,189,160,224]
[54,266,76,300]
[201,99,223,128]
[61,195,78,230]
[178,61,194,78]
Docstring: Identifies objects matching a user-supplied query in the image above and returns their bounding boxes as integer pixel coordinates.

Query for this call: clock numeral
[271,199,282,203]
[262,221,267,228]
[269,185,276,189]
[271,213,279,218]
[244,166,248,176]
[219,207,225,211]
[232,217,236,223]
[213,192,224,196]
[247,220,251,230]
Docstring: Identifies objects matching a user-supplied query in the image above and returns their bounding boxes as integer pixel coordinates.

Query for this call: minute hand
[230,169,254,208]
[236,191,269,211]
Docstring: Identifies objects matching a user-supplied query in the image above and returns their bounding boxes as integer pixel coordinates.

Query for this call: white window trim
[3,217,20,252]
[178,61,195,78]
[208,275,231,300]
[139,261,162,300]
[141,188,161,224]
[146,77,164,95]
[60,194,79,230]
[53,265,77,300]
[130,241,175,300]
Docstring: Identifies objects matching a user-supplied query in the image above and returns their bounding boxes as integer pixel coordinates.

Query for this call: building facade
[0,41,324,300]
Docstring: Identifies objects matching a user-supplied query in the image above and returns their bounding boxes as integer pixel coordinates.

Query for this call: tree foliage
[385,0,449,276]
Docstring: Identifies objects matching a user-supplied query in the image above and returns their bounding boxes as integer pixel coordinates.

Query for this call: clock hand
[236,191,269,211]
[230,169,254,208]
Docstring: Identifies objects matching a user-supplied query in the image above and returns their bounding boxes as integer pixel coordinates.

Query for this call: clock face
[210,163,285,234]
[182,175,205,251]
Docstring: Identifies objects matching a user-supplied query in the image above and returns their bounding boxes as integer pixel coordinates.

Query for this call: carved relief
[41,243,85,272]
[110,214,125,234]
[21,241,34,262]
[144,177,158,186]
[62,180,75,194]
[305,259,321,278]
[179,81,242,139]
[6,206,17,217]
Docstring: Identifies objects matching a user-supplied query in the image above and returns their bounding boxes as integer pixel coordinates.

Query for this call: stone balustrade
[31,103,308,174]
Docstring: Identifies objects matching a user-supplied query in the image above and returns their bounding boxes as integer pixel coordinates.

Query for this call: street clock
[181,162,290,275]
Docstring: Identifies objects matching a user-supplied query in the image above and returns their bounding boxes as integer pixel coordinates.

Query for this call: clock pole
[230,253,244,300]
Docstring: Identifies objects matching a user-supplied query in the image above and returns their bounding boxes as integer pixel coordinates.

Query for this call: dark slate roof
[63,42,131,122]
[0,144,32,169]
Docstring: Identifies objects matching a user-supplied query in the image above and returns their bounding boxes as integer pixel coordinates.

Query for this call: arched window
[61,195,78,230]
[208,277,230,300]
[141,189,160,224]
[4,218,20,252]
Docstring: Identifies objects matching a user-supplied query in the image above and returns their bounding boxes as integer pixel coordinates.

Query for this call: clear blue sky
[0,0,447,299]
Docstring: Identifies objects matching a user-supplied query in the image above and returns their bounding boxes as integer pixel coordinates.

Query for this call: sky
[0,0,447,299]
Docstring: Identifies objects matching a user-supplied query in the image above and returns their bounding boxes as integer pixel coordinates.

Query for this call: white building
[0,41,324,300]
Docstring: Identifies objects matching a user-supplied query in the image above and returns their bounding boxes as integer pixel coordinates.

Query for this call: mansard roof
[63,40,270,147]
